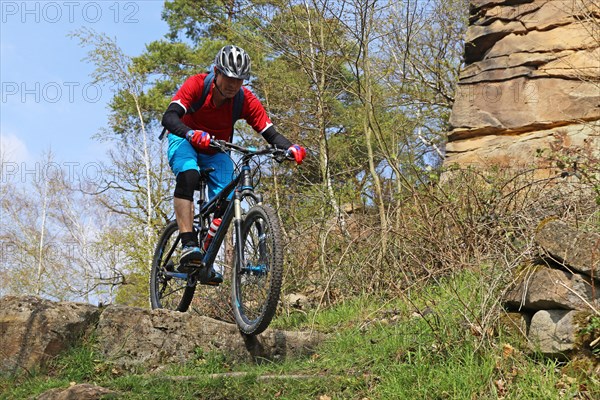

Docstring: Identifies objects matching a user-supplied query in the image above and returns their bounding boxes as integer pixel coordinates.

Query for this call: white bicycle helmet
[214,45,251,80]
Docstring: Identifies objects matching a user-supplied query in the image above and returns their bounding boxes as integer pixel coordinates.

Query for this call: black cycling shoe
[206,270,223,286]
[178,246,203,273]
[196,266,223,286]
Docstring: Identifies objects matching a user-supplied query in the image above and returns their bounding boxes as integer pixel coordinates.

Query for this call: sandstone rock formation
[0,297,325,375]
[446,0,600,166]
[0,296,100,375]
[502,220,599,357]
[96,305,325,369]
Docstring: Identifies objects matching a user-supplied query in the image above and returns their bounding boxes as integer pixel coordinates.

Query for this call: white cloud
[0,131,30,163]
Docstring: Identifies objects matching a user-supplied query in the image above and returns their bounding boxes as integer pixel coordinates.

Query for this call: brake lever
[209,139,226,151]
[272,149,289,164]
[273,154,286,164]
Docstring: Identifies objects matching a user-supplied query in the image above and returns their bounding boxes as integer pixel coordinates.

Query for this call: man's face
[215,71,244,98]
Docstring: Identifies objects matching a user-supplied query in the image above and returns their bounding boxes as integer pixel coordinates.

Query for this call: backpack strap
[188,72,215,114]
[159,73,214,140]
[231,87,244,137]
[159,72,245,141]
[159,127,168,140]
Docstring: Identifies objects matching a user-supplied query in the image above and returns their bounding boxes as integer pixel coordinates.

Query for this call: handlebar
[210,139,291,163]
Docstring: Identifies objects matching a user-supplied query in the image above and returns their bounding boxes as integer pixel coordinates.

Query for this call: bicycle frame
[151,140,289,333]
[199,161,262,276]
[162,145,271,284]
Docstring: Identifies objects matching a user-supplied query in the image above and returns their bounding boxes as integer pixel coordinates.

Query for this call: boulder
[0,296,327,375]
[0,296,100,375]
[499,218,600,360]
[528,310,587,356]
[96,305,326,369]
[284,293,311,310]
[536,220,600,278]
[504,266,600,310]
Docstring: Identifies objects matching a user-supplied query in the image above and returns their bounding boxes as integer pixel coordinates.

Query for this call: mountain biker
[161,45,306,283]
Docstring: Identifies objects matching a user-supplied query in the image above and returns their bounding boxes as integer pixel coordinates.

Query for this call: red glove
[186,130,211,150]
[286,144,306,165]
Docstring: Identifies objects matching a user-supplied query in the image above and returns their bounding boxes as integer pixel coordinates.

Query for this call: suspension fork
[233,164,263,273]
[233,190,245,274]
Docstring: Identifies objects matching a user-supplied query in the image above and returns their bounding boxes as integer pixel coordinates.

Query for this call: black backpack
[159,71,244,140]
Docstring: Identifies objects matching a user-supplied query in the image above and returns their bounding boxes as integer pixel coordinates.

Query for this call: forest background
[1,0,470,306]
[3,1,600,398]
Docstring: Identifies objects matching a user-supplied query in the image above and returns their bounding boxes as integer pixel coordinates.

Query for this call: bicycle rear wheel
[232,204,283,335]
[150,220,196,311]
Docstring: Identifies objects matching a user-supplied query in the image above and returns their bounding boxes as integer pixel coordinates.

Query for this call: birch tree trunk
[303,0,347,234]
[35,176,49,296]
[357,0,389,257]
[133,98,154,271]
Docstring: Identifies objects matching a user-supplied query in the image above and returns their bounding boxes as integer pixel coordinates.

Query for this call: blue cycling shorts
[167,134,235,200]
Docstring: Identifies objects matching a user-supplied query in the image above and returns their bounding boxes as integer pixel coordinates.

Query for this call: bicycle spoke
[150,221,196,311]
[160,281,186,298]
[232,205,283,335]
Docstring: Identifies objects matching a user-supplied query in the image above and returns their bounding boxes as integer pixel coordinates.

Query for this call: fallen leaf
[502,343,515,359]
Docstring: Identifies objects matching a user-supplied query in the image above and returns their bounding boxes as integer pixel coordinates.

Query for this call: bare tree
[71,28,159,272]
[332,0,392,257]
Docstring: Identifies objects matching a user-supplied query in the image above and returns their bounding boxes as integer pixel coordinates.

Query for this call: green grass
[1,271,598,399]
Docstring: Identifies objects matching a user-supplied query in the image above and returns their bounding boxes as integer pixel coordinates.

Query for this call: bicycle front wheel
[232,204,284,335]
[150,220,195,311]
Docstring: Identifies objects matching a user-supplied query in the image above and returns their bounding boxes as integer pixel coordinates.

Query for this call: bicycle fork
[233,193,245,275]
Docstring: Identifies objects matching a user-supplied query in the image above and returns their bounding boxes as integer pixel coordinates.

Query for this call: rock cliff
[446,0,600,166]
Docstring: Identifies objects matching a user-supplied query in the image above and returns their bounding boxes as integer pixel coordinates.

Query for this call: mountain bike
[150,139,289,335]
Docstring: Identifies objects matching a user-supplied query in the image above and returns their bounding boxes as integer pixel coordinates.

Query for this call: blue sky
[1,0,169,167]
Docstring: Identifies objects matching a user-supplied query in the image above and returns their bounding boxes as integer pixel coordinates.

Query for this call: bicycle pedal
[195,267,222,286]
[177,261,203,274]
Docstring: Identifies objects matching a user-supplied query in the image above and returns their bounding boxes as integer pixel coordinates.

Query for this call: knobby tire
[232,204,284,335]
[150,220,196,312]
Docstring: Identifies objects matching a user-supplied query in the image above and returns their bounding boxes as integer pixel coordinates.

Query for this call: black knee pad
[174,169,200,201]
